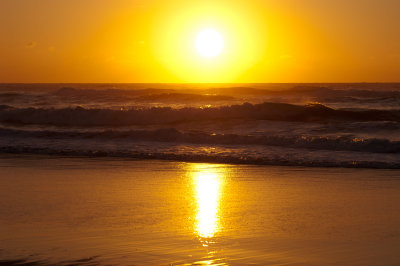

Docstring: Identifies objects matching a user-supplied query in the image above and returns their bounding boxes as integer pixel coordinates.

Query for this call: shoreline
[1,151,399,170]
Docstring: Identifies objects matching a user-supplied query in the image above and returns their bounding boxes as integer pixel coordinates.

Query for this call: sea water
[1,83,400,168]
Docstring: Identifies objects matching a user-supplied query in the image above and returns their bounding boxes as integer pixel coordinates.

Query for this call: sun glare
[195,29,224,58]
[154,2,266,82]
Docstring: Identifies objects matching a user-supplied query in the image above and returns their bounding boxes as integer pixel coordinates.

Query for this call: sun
[195,29,224,58]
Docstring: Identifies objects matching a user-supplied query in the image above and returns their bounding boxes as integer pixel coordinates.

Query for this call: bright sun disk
[195,29,223,58]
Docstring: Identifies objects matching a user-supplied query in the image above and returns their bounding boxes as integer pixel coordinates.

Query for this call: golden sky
[1,0,400,83]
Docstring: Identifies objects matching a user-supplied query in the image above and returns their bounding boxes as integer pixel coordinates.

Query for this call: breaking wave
[1,102,400,126]
[1,127,399,154]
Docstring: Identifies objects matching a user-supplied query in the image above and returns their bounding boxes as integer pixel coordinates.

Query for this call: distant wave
[0,92,25,98]
[50,86,400,101]
[1,127,399,154]
[0,87,236,107]
[53,87,235,103]
[2,86,400,111]
[0,102,400,126]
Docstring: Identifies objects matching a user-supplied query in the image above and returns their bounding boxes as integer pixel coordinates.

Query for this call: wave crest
[1,127,399,154]
[1,102,400,126]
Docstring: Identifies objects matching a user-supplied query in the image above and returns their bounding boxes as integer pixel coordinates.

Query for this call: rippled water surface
[1,156,400,265]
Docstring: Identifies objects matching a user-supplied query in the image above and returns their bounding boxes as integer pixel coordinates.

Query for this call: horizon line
[1,82,400,85]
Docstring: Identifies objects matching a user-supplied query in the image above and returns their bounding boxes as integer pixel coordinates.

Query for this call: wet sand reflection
[190,164,226,244]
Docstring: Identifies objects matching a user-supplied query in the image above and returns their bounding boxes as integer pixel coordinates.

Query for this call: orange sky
[1,0,399,83]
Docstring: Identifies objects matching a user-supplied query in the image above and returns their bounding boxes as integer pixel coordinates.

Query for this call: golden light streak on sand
[189,164,227,241]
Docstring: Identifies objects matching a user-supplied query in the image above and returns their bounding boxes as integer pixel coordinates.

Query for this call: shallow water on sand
[1,156,400,265]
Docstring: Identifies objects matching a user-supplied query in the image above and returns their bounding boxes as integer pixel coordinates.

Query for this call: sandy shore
[1,155,400,265]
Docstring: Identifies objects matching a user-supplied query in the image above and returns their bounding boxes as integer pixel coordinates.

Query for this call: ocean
[1,83,400,168]
[1,83,400,265]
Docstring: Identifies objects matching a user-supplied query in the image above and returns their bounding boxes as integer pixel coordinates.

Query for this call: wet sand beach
[1,155,400,265]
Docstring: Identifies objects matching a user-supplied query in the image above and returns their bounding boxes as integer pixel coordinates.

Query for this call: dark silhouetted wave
[1,127,399,154]
[1,102,400,126]
[53,87,234,103]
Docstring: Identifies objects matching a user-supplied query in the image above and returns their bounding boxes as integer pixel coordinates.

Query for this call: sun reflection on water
[190,164,226,241]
